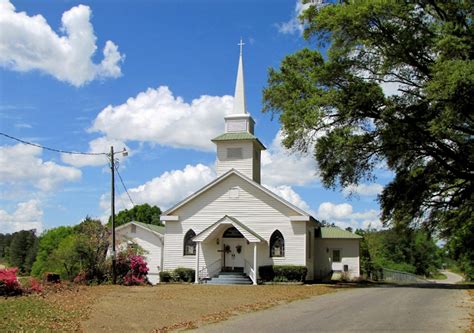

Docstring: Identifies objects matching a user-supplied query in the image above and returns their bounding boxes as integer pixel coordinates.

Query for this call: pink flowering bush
[124,255,149,286]
[0,268,22,296]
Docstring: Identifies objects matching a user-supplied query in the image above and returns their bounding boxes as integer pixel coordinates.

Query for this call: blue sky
[0,0,392,233]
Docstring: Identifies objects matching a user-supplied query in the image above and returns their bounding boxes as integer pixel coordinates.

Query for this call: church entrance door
[222,226,245,271]
[223,238,245,270]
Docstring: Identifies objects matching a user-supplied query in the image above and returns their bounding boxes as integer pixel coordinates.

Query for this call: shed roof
[319,227,362,239]
[134,221,165,235]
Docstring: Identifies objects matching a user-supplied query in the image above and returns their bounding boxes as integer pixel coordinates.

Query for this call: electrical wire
[0,132,107,155]
[114,163,135,207]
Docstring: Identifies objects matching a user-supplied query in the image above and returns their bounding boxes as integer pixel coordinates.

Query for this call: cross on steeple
[238,38,245,55]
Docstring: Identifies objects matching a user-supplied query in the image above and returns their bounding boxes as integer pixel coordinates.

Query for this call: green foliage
[159,271,172,283]
[108,203,162,227]
[262,1,473,278]
[356,227,442,278]
[259,265,308,282]
[31,226,74,278]
[31,218,109,283]
[172,267,195,283]
[1,230,38,275]
[159,268,195,283]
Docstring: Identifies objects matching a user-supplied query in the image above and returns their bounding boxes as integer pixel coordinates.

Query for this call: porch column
[195,241,200,284]
[253,243,258,285]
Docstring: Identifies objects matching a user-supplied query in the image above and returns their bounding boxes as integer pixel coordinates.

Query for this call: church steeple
[232,38,247,115]
[212,39,266,183]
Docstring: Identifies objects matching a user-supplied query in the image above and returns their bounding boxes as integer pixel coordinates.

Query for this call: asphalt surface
[192,285,471,332]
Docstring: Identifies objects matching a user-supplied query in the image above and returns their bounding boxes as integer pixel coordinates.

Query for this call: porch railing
[198,258,221,281]
[244,258,255,284]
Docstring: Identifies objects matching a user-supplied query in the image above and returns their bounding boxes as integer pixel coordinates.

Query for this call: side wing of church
[158,41,361,284]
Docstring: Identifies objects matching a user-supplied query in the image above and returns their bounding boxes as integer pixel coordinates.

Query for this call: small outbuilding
[314,227,362,280]
[114,221,164,284]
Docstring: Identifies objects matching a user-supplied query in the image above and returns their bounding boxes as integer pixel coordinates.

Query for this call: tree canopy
[263,1,473,278]
[108,203,162,227]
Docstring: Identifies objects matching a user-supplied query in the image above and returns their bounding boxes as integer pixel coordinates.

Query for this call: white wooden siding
[163,174,307,272]
[216,141,254,179]
[314,239,360,279]
[116,225,163,284]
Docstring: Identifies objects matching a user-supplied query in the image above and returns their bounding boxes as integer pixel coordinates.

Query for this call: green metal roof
[211,132,266,150]
[134,221,165,235]
[212,132,258,141]
[319,227,362,239]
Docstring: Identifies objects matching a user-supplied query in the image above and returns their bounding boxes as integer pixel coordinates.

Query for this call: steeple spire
[232,38,247,115]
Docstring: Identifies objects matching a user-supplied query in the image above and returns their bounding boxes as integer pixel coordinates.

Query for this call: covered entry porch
[193,215,265,285]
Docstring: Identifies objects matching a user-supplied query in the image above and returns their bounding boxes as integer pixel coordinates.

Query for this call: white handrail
[198,258,221,280]
[244,258,255,284]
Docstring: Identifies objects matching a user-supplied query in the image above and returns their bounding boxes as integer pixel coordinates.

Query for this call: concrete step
[206,271,253,285]
[207,279,252,285]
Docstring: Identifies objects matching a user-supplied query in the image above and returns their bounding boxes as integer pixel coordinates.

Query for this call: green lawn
[430,272,447,280]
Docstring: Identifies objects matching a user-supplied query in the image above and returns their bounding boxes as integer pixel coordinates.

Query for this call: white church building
[118,43,361,285]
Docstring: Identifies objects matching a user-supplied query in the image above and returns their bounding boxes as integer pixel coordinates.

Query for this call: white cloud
[91,86,233,151]
[261,131,318,187]
[317,201,382,230]
[0,0,124,86]
[0,200,43,233]
[0,144,81,191]
[101,164,216,214]
[343,183,384,197]
[277,0,322,35]
[61,137,130,167]
[264,184,313,214]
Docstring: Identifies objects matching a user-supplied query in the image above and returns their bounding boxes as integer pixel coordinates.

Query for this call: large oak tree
[263,1,473,277]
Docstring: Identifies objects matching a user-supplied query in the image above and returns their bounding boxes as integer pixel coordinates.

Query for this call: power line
[114,163,135,207]
[0,132,107,156]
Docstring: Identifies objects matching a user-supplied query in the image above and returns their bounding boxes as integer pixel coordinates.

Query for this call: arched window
[270,230,284,257]
[183,229,196,256]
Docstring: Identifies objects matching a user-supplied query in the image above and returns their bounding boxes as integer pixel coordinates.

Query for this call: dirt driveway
[82,284,338,332]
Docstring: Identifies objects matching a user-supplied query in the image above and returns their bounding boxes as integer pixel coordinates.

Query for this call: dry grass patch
[0,284,112,331]
[82,284,340,332]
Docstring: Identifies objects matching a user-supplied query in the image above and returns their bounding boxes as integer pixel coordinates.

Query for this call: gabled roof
[211,132,266,150]
[318,227,362,239]
[115,221,165,238]
[163,168,312,218]
[193,215,265,243]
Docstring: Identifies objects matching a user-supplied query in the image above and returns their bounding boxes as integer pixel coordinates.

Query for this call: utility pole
[110,146,117,285]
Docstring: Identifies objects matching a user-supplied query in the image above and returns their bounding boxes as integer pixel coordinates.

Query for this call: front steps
[205,271,253,285]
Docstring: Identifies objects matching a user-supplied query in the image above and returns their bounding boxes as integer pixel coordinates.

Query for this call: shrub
[258,265,275,281]
[159,268,195,283]
[0,268,22,296]
[124,255,149,286]
[22,277,43,294]
[259,265,307,282]
[159,271,172,282]
[172,267,195,283]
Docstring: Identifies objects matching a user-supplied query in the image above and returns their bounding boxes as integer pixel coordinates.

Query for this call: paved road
[192,286,471,332]
[441,271,464,284]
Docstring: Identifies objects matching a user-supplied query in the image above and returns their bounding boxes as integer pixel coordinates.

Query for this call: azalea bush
[124,255,149,286]
[112,248,149,285]
[0,268,22,296]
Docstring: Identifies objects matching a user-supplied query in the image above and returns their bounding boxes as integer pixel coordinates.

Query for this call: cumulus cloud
[277,0,323,35]
[91,86,233,151]
[0,143,81,191]
[343,183,384,197]
[261,131,318,187]
[61,137,130,167]
[0,0,124,86]
[264,184,313,214]
[101,164,216,214]
[0,200,43,233]
[317,201,382,230]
